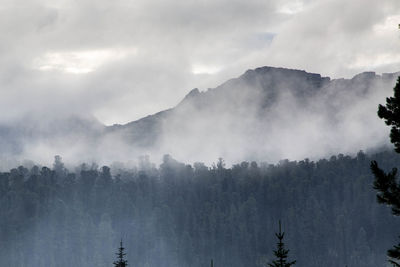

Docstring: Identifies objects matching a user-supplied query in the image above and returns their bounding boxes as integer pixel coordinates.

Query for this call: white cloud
[278,0,305,15]
[33,48,137,74]
[373,14,400,35]
[191,64,222,75]
[348,53,400,70]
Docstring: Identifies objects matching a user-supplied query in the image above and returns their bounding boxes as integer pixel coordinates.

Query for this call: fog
[0,0,399,168]
[0,67,396,169]
[2,1,400,267]
[156,68,397,164]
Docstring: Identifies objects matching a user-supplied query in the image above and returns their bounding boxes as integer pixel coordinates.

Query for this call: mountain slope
[0,66,398,165]
[103,66,398,163]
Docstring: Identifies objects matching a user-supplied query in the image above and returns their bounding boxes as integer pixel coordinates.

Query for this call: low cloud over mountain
[1,66,398,167]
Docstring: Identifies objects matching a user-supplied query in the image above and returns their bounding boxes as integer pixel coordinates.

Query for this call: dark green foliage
[371,76,400,266]
[378,77,400,153]
[370,161,400,216]
[389,242,400,267]
[0,152,399,267]
[113,240,128,267]
[268,221,296,267]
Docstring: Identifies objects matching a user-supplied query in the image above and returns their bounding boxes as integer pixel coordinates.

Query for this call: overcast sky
[1,0,399,125]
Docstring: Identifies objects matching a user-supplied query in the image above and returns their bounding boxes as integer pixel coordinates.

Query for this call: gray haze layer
[0,66,397,167]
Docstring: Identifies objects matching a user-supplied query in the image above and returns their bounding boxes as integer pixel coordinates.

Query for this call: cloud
[278,0,305,15]
[262,0,400,78]
[0,0,398,127]
[33,48,136,74]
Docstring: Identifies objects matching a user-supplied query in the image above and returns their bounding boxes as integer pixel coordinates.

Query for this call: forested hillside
[0,151,398,267]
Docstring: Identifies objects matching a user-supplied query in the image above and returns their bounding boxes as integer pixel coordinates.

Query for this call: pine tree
[113,239,128,267]
[268,221,296,267]
[371,76,400,266]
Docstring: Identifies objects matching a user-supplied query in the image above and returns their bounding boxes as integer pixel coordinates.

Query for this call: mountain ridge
[112,66,398,130]
[0,66,399,165]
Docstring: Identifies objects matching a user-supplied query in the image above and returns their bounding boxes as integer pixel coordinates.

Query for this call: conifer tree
[371,76,400,266]
[268,221,296,267]
[113,239,128,267]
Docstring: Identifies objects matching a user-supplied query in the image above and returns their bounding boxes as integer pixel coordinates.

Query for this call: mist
[2,1,400,267]
[0,67,396,170]
[0,0,399,168]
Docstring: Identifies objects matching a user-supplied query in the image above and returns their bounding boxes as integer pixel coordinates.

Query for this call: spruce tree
[371,76,400,266]
[268,221,296,267]
[113,239,128,267]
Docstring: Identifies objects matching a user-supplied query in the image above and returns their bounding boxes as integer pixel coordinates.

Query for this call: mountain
[0,66,398,165]
[102,66,399,164]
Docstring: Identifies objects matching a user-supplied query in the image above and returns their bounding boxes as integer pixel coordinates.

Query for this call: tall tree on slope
[371,76,400,266]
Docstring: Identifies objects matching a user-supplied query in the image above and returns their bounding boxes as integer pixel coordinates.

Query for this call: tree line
[0,150,398,267]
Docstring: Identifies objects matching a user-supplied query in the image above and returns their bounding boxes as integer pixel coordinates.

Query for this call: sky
[1,0,400,125]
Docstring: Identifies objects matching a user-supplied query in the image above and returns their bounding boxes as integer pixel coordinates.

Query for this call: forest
[0,151,398,267]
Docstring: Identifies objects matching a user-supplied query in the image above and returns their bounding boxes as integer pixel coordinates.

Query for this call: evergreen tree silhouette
[113,239,128,267]
[268,221,296,267]
[371,76,400,266]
